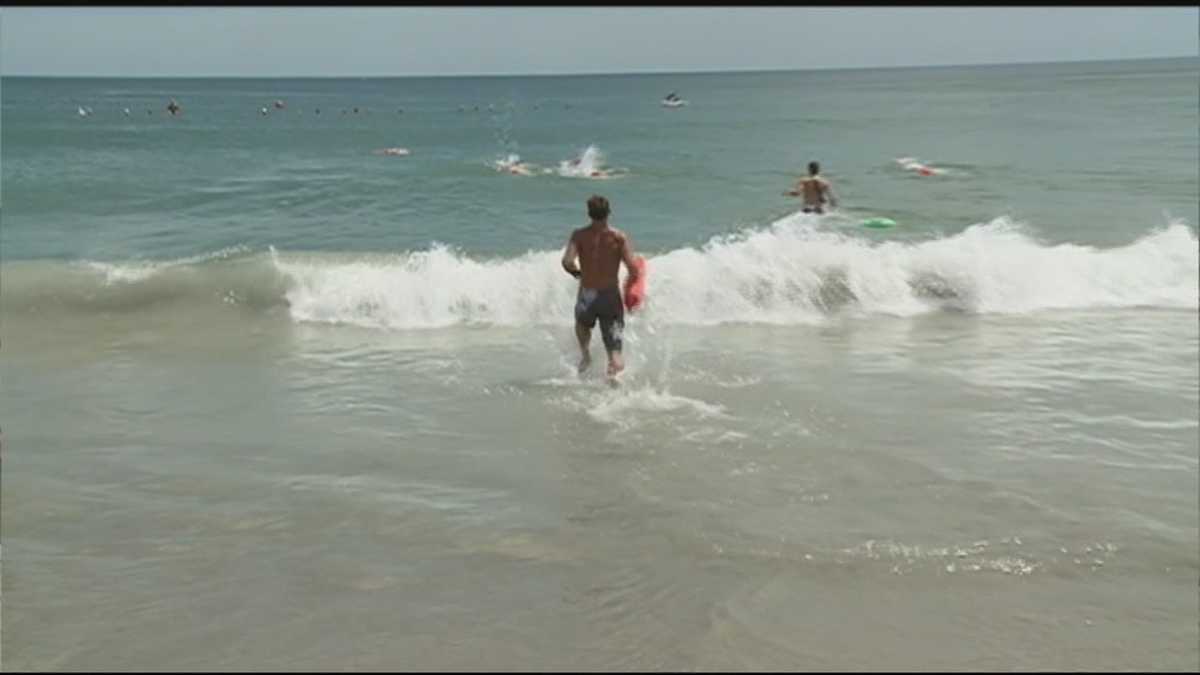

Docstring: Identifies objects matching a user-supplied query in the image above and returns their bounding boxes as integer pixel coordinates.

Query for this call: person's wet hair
[809,161,820,175]
[587,195,610,220]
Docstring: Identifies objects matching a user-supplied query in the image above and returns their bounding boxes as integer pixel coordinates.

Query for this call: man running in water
[785,161,838,214]
[561,195,641,378]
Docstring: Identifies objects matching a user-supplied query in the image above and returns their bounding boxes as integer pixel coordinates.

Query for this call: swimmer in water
[784,161,838,214]
[166,98,181,116]
[896,157,941,176]
[560,154,622,180]
[496,155,534,176]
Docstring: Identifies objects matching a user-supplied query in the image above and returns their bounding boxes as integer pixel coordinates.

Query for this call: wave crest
[5,215,1196,328]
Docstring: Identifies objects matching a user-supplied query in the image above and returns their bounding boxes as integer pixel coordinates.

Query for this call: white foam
[549,383,728,428]
[279,246,573,329]
[274,216,1198,329]
[495,152,522,167]
[82,245,253,285]
[584,386,728,425]
[493,153,537,176]
[554,145,623,179]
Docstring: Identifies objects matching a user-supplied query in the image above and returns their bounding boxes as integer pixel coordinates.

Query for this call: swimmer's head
[808,161,820,176]
[587,195,610,221]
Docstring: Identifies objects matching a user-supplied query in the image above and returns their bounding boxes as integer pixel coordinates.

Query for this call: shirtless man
[561,195,641,378]
[785,161,838,214]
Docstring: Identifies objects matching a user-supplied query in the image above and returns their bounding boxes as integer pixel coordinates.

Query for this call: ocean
[1,57,1197,670]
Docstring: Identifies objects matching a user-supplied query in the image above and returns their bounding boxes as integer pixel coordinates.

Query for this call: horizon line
[3,53,1196,79]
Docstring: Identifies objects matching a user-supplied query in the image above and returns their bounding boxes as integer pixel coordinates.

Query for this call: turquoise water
[2,58,1197,670]
[3,58,1197,263]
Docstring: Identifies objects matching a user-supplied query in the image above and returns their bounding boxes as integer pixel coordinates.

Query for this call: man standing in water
[785,161,839,214]
[561,195,641,378]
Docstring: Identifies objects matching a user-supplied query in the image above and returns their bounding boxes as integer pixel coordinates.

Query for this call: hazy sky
[2,7,1197,77]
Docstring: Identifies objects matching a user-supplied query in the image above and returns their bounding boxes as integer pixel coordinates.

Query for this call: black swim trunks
[801,205,825,214]
[575,286,625,352]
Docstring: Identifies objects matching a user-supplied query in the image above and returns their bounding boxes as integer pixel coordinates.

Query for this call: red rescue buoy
[623,256,648,312]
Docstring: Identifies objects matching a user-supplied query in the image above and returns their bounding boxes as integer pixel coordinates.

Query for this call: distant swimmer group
[491,147,623,180]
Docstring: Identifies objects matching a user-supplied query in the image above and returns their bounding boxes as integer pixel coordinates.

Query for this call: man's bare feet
[607,353,624,378]
[578,353,592,375]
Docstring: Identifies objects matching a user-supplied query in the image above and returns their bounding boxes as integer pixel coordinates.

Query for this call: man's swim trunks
[575,286,625,352]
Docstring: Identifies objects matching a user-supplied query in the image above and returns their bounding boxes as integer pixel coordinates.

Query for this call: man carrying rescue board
[561,195,641,379]
[785,160,838,214]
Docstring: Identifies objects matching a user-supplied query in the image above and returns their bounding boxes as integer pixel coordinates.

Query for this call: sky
[1,7,1197,77]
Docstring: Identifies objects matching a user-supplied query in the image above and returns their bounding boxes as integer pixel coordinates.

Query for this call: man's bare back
[569,225,631,290]
[798,176,831,208]
[785,161,838,214]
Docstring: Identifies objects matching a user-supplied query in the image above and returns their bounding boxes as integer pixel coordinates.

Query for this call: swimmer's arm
[561,233,581,279]
[620,235,640,284]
